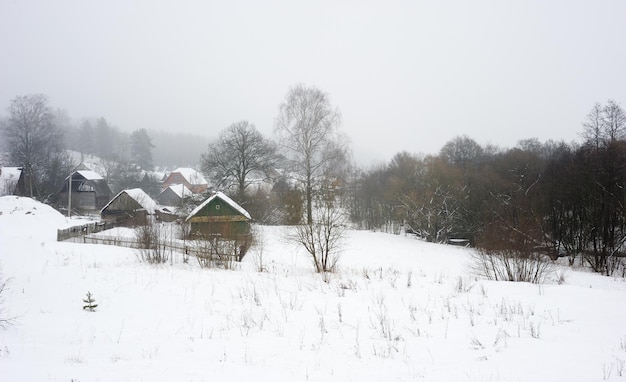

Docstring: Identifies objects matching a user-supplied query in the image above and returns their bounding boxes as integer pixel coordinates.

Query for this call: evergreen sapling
[82,291,98,312]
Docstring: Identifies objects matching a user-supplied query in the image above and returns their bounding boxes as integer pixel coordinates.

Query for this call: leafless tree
[603,99,626,143]
[202,121,278,203]
[275,84,346,225]
[293,200,347,273]
[2,94,64,198]
[582,100,626,149]
[582,102,604,150]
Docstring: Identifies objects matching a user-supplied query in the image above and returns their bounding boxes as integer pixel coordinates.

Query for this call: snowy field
[1,195,626,381]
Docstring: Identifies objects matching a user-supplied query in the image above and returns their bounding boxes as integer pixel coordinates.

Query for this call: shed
[58,170,112,211]
[186,192,252,258]
[157,183,193,207]
[101,188,158,226]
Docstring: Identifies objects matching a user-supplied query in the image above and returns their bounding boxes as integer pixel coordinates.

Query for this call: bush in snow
[135,219,170,264]
[471,248,554,284]
[293,199,347,273]
[0,271,15,328]
[249,225,266,272]
[472,208,556,284]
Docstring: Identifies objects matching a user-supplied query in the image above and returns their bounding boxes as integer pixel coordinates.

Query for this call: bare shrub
[0,271,16,328]
[135,220,170,264]
[471,248,554,284]
[472,218,555,284]
[293,201,347,273]
[249,225,266,272]
[191,236,240,270]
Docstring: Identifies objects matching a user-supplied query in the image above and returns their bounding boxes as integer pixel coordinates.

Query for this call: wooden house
[58,170,112,211]
[0,167,25,196]
[101,188,158,226]
[186,192,252,259]
[157,183,193,207]
[161,167,209,194]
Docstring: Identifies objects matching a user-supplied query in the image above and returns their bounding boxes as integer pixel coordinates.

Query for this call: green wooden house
[185,192,252,259]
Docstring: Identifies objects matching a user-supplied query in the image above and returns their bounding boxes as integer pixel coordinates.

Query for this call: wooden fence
[57,221,119,242]
[58,222,244,262]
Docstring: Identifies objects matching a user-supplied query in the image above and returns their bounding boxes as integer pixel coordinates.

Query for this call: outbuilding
[100,188,158,226]
[157,183,193,207]
[58,170,112,212]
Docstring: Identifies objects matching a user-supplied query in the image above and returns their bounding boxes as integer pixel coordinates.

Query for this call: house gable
[100,188,157,226]
[104,192,143,212]
[187,192,251,222]
[189,197,248,223]
[162,168,208,194]
[57,170,112,210]
[101,188,157,215]
[186,192,251,238]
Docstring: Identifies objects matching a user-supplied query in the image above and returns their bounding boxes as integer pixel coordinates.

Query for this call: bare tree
[603,99,626,143]
[275,84,346,225]
[202,121,278,203]
[2,94,64,198]
[582,100,626,149]
[293,199,347,273]
[582,102,604,150]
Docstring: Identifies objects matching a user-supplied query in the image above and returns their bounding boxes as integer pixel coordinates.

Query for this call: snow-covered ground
[1,195,625,381]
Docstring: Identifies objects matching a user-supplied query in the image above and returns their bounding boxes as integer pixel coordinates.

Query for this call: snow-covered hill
[0,196,625,381]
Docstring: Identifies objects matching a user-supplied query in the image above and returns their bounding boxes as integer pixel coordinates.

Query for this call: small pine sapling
[82,291,98,312]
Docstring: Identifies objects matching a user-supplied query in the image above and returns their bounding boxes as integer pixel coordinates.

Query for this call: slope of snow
[1,197,625,381]
[0,196,94,240]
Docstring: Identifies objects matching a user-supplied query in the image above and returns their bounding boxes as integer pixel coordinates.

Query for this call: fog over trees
[2,94,69,199]
[1,92,626,276]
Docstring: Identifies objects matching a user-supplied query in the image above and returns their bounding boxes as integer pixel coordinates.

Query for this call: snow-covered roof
[101,188,158,214]
[161,183,192,198]
[66,170,103,181]
[0,167,22,183]
[171,167,207,185]
[186,191,251,221]
[0,167,22,196]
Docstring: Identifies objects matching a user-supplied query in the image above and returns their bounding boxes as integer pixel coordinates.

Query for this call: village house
[186,191,252,259]
[157,183,193,207]
[100,188,158,226]
[57,170,112,212]
[161,167,209,194]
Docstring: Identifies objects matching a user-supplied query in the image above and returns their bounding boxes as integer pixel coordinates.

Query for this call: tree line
[197,87,626,276]
[0,94,192,199]
[347,100,626,276]
[2,90,625,276]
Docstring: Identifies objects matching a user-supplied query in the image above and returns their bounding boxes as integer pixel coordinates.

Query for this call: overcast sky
[1,0,625,165]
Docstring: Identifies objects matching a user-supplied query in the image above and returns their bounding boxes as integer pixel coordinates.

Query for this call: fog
[1,1,626,165]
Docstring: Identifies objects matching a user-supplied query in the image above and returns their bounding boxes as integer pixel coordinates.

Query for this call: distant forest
[54,111,210,168]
